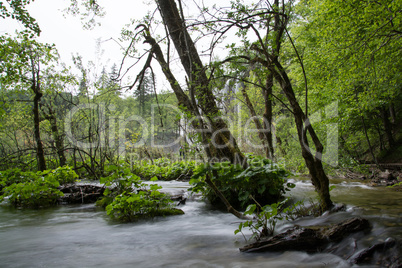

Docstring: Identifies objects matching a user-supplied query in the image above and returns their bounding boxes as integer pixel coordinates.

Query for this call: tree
[0,0,40,35]
[133,69,153,117]
[132,0,246,165]
[293,0,401,163]
[0,32,60,170]
[208,0,333,210]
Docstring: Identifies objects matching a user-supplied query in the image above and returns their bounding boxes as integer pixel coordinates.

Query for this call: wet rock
[240,217,371,253]
[378,171,395,181]
[351,238,401,267]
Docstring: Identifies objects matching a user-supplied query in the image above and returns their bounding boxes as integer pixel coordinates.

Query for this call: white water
[0,179,400,267]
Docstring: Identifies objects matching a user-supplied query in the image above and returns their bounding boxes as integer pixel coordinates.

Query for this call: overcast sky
[2,0,156,84]
[1,0,239,92]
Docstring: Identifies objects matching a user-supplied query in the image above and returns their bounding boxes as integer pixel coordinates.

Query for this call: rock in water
[351,238,401,266]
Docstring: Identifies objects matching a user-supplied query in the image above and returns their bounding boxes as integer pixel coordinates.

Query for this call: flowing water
[0,179,401,268]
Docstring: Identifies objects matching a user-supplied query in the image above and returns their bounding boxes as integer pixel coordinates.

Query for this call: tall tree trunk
[271,0,332,211]
[381,106,396,149]
[263,73,274,159]
[361,115,378,165]
[49,113,66,167]
[139,0,248,219]
[270,59,333,211]
[155,0,244,165]
[33,88,46,171]
[31,62,47,171]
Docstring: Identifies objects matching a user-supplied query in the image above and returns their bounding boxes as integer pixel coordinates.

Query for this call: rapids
[0,178,400,267]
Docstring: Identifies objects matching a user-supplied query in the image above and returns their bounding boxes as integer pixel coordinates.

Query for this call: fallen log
[58,184,105,204]
[240,217,371,253]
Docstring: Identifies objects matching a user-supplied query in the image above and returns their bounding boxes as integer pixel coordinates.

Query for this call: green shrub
[130,158,198,181]
[40,166,79,185]
[235,198,303,241]
[189,155,294,210]
[97,164,184,221]
[105,183,183,222]
[0,176,63,208]
[96,164,143,208]
[0,168,37,193]
[0,166,79,208]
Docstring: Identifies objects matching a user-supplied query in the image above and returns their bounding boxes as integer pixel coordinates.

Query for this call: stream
[0,178,401,268]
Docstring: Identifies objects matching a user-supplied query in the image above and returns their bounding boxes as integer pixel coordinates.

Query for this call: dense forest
[0,1,401,261]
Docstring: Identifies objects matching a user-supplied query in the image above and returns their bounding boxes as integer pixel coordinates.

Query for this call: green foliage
[96,164,143,208]
[189,155,294,210]
[39,166,79,185]
[0,166,78,194]
[0,166,80,208]
[235,198,303,241]
[97,164,183,221]
[387,180,402,189]
[0,174,63,208]
[105,184,182,222]
[0,3,40,35]
[290,0,402,164]
[0,168,37,193]
[131,158,198,181]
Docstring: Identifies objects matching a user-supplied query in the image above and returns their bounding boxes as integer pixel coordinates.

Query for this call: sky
[1,0,238,92]
[1,0,156,86]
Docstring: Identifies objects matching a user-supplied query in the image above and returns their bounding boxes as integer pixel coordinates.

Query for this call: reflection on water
[0,179,400,267]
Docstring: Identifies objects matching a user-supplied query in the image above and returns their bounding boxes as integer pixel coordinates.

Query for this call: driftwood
[240,217,371,253]
[58,184,105,204]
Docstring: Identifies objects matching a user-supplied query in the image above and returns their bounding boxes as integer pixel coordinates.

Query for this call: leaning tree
[201,0,333,211]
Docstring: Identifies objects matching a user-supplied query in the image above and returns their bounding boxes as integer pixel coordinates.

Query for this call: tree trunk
[31,67,47,171]
[266,0,332,211]
[146,0,247,219]
[361,115,378,166]
[155,0,244,165]
[381,106,396,149]
[49,113,66,167]
[271,59,333,211]
[239,79,269,154]
[263,73,274,159]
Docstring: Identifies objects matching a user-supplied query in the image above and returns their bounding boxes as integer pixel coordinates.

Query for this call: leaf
[244,204,256,215]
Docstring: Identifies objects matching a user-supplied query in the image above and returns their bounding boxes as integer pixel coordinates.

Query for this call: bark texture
[31,60,46,171]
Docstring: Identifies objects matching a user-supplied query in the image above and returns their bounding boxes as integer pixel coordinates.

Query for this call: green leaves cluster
[289,0,402,163]
[235,198,303,241]
[0,166,79,208]
[97,164,183,222]
[189,155,293,210]
[0,176,62,208]
[105,181,183,222]
[131,158,198,181]
[0,1,40,35]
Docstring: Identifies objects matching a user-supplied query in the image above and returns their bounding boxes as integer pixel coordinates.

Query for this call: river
[0,178,401,267]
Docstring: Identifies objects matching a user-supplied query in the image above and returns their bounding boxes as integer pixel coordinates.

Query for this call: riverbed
[0,178,401,267]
